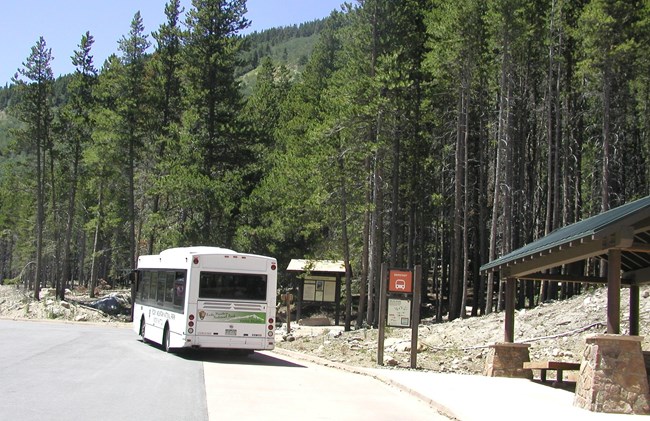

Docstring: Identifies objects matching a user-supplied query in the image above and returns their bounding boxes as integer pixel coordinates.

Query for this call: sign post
[281,293,293,332]
[377,265,421,367]
[410,265,422,368]
[377,263,388,365]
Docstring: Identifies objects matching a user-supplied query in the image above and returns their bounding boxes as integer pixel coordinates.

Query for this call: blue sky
[1,0,345,86]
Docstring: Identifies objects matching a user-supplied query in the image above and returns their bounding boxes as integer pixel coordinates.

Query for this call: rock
[328,330,342,338]
[384,337,401,347]
[395,341,411,353]
[60,301,70,309]
[385,356,399,366]
[75,314,88,322]
[88,294,130,316]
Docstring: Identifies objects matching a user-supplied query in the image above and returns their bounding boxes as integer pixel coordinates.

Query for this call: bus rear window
[199,272,267,301]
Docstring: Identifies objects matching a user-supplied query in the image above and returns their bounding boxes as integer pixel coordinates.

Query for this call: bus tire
[139,317,146,342]
[163,325,172,353]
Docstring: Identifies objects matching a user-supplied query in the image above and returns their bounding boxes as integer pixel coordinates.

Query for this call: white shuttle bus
[132,246,277,353]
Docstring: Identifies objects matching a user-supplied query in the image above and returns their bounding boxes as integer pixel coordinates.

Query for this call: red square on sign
[388,270,412,293]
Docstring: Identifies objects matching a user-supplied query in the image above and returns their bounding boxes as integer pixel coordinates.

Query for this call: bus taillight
[268,317,274,324]
[189,314,195,321]
[193,257,199,265]
[271,264,276,271]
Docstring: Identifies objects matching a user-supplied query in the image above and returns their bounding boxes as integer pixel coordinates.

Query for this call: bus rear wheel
[139,318,146,342]
[163,326,172,353]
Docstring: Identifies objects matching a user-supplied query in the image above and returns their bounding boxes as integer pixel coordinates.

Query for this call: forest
[0,0,649,329]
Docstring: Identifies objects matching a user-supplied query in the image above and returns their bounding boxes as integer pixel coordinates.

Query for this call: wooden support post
[630,284,640,336]
[607,249,621,334]
[334,273,341,326]
[504,278,516,343]
[296,275,303,322]
[377,263,388,366]
[410,265,422,369]
[285,293,292,333]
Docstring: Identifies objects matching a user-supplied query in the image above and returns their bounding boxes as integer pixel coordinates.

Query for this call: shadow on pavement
[177,349,306,368]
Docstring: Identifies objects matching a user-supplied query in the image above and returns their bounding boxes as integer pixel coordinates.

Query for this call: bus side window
[165,272,174,305]
[174,272,185,310]
[142,271,151,302]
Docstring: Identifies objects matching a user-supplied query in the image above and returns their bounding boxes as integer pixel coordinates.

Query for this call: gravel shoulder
[275,286,650,374]
[0,285,130,327]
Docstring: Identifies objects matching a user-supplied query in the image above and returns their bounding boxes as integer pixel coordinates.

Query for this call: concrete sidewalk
[273,348,644,421]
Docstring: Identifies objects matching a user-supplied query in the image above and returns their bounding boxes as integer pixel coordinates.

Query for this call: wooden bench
[523,361,581,387]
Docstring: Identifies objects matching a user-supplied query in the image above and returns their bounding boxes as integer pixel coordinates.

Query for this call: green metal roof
[480,195,650,278]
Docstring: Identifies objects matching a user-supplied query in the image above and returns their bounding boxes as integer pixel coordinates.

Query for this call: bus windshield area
[199,272,267,301]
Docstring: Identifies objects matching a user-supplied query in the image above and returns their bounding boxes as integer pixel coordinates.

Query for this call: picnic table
[523,361,581,387]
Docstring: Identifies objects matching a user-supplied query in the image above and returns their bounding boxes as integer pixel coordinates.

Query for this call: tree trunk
[129,133,136,270]
[450,91,464,320]
[486,46,509,314]
[367,147,384,327]
[60,141,81,300]
[89,183,104,299]
[390,126,400,268]
[34,134,44,301]
[357,157,371,328]
[461,89,470,319]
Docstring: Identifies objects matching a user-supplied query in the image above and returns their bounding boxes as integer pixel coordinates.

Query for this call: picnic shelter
[480,194,650,414]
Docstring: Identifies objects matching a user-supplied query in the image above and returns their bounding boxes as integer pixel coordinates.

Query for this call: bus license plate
[225,329,237,336]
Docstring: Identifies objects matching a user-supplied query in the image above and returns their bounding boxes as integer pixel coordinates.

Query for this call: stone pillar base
[574,334,650,414]
[484,342,532,379]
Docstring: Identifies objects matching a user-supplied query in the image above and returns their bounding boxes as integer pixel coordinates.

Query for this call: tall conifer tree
[12,37,54,300]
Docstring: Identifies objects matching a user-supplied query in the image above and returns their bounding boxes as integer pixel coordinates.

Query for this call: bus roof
[159,246,237,257]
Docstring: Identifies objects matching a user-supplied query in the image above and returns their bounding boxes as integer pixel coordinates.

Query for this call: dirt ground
[0,284,130,325]
[275,285,650,375]
[2,283,649,375]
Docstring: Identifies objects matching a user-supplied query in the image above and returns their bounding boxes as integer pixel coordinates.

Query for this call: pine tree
[180,0,250,246]
[57,31,97,299]
[86,55,125,297]
[117,11,151,268]
[11,37,54,300]
[145,0,184,253]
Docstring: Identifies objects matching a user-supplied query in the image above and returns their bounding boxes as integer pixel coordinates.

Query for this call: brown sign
[388,269,413,293]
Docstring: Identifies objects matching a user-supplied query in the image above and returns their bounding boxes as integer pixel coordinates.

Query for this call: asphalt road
[0,320,446,421]
[0,320,207,421]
